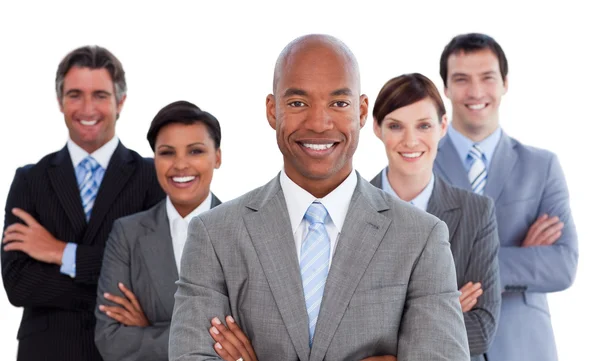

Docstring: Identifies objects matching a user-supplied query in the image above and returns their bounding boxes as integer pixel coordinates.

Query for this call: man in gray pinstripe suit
[169,34,470,361]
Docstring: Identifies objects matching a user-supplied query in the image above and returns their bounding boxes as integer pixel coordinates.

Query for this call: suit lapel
[435,136,471,190]
[243,177,310,361]
[427,178,461,244]
[82,143,135,244]
[485,131,518,201]
[48,146,87,235]
[369,169,384,189]
[138,200,178,314]
[309,178,391,361]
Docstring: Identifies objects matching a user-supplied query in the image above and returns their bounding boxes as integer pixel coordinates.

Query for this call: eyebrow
[330,88,353,96]
[282,88,307,97]
[386,116,432,123]
[64,89,113,96]
[282,87,354,98]
[157,142,206,149]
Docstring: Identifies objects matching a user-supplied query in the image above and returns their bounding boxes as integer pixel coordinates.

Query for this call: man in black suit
[1,45,164,361]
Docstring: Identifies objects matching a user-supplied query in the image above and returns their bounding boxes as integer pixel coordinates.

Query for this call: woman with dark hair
[370,73,502,361]
[94,100,223,361]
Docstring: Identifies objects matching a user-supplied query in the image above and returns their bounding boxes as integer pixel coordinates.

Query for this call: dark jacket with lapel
[95,195,221,361]
[2,143,165,361]
[371,171,501,361]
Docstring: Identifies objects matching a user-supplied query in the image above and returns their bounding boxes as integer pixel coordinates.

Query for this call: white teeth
[302,143,334,150]
[467,104,486,110]
[401,152,423,158]
[172,176,196,183]
[80,119,98,126]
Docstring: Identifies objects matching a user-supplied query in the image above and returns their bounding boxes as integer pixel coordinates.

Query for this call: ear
[266,94,277,130]
[359,94,369,129]
[502,75,509,95]
[373,117,383,140]
[214,148,222,169]
[444,86,450,98]
[58,97,65,113]
[116,94,127,116]
[440,114,449,138]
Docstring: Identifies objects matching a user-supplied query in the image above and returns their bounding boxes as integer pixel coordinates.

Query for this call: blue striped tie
[300,202,330,347]
[76,156,104,222]
[468,144,487,195]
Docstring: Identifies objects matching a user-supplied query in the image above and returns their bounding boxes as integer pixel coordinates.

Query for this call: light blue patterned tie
[468,144,487,195]
[300,202,330,347]
[76,156,104,222]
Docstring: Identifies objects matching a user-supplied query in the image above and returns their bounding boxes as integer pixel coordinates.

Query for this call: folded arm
[500,154,578,293]
[397,221,470,361]
[169,217,230,361]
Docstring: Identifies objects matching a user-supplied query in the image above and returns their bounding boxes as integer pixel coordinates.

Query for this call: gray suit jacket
[169,173,470,361]
[95,196,221,361]
[371,171,501,361]
[434,130,578,361]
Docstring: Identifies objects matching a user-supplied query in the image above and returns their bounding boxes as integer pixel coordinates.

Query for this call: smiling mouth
[400,152,424,159]
[172,176,197,184]
[78,119,100,126]
[301,143,335,150]
[466,103,487,110]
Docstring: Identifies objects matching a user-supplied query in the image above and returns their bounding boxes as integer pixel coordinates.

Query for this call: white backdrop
[0,1,598,359]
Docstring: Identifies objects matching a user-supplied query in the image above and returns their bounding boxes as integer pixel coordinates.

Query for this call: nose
[81,96,95,116]
[467,80,484,99]
[173,154,189,171]
[403,128,419,148]
[304,105,334,133]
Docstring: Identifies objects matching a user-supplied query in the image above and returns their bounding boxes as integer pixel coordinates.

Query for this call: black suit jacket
[2,142,165,361]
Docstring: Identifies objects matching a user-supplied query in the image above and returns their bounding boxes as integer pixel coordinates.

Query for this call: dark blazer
[2,142,165,361]
[371,171,501,361]
[434,131,578,361]
[95,195,221,361]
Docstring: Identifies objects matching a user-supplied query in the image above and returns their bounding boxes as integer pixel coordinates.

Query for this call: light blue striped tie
[76,156,104,222]
[468,144,487,195]
[300,202,330,347]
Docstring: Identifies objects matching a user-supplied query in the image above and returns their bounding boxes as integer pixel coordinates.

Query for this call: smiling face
[444,49,507,138]
[154,122,221,218]
[266,39,368,196]
[374,98,447,180]
[59,67,125,153]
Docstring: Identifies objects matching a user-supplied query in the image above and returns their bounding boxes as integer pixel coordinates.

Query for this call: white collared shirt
[67,135,120,170]
[166,193,213,273]
[381,168,435,212]
[279,169,357,267]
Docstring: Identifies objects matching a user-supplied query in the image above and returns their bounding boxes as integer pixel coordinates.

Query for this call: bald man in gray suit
[169,34,470,361]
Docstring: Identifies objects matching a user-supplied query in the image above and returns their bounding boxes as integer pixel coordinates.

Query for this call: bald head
[272,34,360,94]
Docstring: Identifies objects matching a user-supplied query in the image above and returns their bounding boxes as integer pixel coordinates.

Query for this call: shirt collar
[166,193,213,226]
[447,123,502,169]
[67,135,120,169]
[381,168,435,212]
[279,169,357,235]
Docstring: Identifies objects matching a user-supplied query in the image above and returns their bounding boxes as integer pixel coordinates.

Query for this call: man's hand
[521,214,564,247]
[210,316,258,361]
[3,208,66,264]
[459,282,483,312]
[99,283,150,327]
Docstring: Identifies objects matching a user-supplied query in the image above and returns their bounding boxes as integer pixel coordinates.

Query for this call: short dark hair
[372,73,446,126]
[439,33,508,87]
[55,45,127,101]
[146,100,222,151]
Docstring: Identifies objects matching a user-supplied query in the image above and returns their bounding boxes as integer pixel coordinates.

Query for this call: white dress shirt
[381,168,435,212]
[279,169,357,267]
[67,134,119,170]
[166,193,213,274]
[60,135,120,277]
